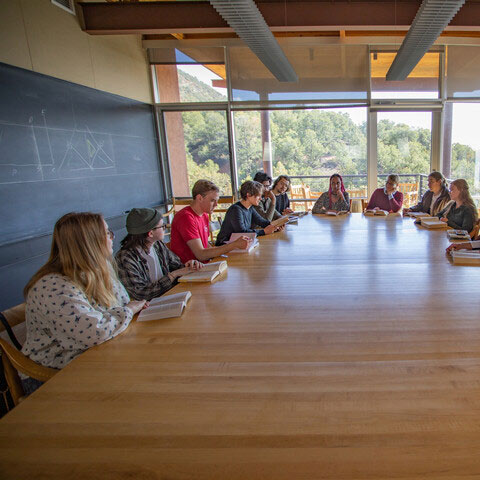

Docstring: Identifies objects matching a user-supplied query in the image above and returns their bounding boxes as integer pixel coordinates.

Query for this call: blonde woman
[404,171,450,216]
[437,179,478,232]
[22,212,146,394]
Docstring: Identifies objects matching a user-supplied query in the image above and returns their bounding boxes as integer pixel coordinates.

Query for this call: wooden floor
[2,213,480,479]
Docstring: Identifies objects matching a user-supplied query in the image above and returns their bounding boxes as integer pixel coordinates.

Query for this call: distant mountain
[178,69,227,102]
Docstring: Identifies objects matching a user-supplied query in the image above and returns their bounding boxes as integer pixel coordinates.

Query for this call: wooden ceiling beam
[78,1,480,35]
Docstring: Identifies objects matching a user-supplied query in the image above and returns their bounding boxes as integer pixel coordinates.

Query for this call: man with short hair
[170,179,250,263]
[116,207,201,301]
[215,180,281,246]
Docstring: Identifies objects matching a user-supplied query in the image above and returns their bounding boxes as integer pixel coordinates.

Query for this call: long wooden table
[2,213,480,479]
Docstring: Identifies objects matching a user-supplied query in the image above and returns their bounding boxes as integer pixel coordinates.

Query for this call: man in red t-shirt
[170,180,250,263]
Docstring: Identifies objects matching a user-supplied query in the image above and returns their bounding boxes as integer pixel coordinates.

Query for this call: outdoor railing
[289,173,431,198]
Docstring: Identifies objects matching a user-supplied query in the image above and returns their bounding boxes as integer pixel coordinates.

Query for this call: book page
[200,260,228,273]
[178,270,220,283]
[228,232,256,243]
[138,301,185,321]
[271,216,289,227]
[149,291,191,306]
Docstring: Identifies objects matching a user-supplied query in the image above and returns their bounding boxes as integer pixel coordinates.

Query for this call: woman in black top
[437,179,478,232]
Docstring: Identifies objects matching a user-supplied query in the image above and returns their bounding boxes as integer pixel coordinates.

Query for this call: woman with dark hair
[404,171,450,216]
[312,174,350,213]
[22,212,147,394]
[437,179,478,232]
[252,171,282,226]
[271,175,294,215]
[215,181,280,245]
[366,174,404,213]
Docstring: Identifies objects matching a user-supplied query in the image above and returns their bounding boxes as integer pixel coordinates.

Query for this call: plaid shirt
[115,242,184,301]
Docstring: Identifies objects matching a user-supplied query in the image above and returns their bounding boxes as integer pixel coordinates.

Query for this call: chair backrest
[0,304,26,348]
[347,188,367,199]
[0,304,58,407]
[0,338,58,406]
[470,219,480,239]
[290,185,304,199]
[398,183,419,209]
[398,183,418,194]
[209,196,235,242]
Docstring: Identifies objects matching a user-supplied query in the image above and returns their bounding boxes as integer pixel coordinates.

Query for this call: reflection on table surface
[2,214,480,480]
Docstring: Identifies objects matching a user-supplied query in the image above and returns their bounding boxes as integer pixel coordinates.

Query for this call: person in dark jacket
[215,181,281,245]
[404,171,450,216]
[271,175,294,215]
[437,179,478,232]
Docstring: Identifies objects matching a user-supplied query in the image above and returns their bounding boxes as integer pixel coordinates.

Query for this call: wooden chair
[291,184,318,211]
[209,196,235,242]
[470,219,480,240]
[398,183,419,209]
[347,188,368,212]
[0,304,58,407]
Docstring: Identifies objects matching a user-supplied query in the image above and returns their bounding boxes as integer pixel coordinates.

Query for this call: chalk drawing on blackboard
[58,126,115,173]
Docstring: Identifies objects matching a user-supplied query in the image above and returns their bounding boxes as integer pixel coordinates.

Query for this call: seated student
[215,180,281,245]
[170,179,250,263]
[404,171,450,216]
[312,173,350,213]
[21,212,147,394]
[366,174,404,213]
[116,208,201,301]
[437,179,477,232]
[271,175,294,215]
[252,171,282,227]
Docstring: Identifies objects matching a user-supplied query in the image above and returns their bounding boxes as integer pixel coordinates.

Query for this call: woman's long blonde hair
[24,212,118,307]
[451,179,479,222]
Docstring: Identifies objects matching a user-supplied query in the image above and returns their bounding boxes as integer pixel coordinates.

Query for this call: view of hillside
[176,69,478,196]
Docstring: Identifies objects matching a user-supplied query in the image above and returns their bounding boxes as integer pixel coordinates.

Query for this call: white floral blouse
[22,273,133,370]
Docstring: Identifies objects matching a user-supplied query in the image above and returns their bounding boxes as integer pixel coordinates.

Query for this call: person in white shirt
[22,212,147,394]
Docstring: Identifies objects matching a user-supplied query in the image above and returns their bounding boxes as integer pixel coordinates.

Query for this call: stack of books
[451,250,480,265]
[447,229,470,240]
[420,217,446,229]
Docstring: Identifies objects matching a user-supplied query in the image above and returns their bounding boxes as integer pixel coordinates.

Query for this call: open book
[404,211,431,218]
[447,229,470,240]
[365,209,388,216]
[325,210,348,216]
[451,250,480,265]
[420,217,446,229]
[178,261,227,283]
[227,232,259,253]
[289,211,308,217]
[137,291,192,321]
[270,216,289,227]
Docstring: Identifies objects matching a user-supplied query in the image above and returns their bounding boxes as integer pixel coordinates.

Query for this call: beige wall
[0,0,152,104]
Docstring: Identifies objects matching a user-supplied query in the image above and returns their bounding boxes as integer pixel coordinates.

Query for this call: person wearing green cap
[116,207,203,301]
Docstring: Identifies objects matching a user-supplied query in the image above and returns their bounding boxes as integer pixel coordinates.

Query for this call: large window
[370,51,440,100]
[450,103,480,200]
[163,110,232,196]
[233,107,367,193]
[151,48,227,103]
[376,111,432,205]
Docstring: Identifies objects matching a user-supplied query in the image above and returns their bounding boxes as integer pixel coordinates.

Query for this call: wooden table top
[2,213,480,479]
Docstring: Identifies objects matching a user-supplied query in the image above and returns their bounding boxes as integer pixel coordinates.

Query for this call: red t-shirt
[170,206,209,263]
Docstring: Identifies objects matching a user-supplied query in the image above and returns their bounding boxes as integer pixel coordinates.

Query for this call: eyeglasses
[107,229,115,240]
[152,224,167,231]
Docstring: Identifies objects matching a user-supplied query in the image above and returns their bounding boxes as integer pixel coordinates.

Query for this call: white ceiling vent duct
[386,0,465,81]
[209,0,298,82]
